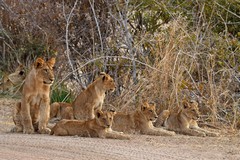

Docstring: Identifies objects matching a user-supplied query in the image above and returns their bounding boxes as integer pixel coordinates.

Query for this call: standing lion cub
[72,72,116,120]
[154,100,219,137]
[111,102,175,136]
[50,110,130,140]
[11,57,55,134]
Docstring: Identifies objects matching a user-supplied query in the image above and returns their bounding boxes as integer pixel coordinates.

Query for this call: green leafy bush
[50,83,73,104]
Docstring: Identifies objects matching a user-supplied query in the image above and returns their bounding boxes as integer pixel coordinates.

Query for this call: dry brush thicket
[0,0,239,129]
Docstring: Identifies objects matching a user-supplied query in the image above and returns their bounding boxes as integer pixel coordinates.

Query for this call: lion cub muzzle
[43,77,54,85]
[150,115,158,122]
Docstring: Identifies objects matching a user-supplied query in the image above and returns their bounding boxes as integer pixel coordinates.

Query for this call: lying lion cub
[50,110,130,140]
[112,102,175,136]
[154,100,219,137]
[72,72,116,120]
[50,102,74,122]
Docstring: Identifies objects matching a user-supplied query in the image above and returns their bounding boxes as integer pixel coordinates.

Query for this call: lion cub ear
[149,102,156,108]
[99,72,106,76]
[47,57,56,68]
[182,100,189,109]
[109,109,116,115]
[100,72,107,81]
[34,58,45,69]
[95,110,103,118]
[141,102,148,111]
[102,75,106,81]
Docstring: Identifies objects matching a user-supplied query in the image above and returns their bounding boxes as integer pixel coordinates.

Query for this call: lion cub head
[95,110,116,128]
[181,100,200,120]
[0,64,26,91]
[140,102,158,122]
[99,72,116,92]
[8,64,26,84]
[34,58,55,85]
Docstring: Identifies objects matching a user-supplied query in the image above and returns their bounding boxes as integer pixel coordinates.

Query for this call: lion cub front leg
[21,99,34,134]
[141,125,175,136]
[11,102,23,132]
[101,130,130,140]
[38,99,51,134]
[196,128,219,137]
[191,126,219,137]
[190,121,219,137]
[180,128,206,137]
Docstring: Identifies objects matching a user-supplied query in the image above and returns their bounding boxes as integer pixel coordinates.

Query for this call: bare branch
[88,0,103,54]
[63,0,86,89]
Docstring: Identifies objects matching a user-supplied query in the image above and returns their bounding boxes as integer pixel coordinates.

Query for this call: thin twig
[54,55,169,87]
[63,0,85,89]
[88,0,103,53]
[214,1,240,19]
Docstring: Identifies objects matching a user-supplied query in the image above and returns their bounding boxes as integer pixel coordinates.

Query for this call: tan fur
[112,102,175,136]
[0,64,26,92]
[11,58,55,134]
[154,100,219,137]
[72,72,116,120]
[50,102,74,121]
[50,110,130,140]
[11,102,22,132]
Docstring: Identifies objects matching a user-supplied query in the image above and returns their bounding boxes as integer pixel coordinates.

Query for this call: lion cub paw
[23,127,34,134]
[115,134,130,140]
[168,131,176,136]
[38,128,51,134]
[197,132,206,137]
[206,132,220,137]
[123,135,131,140]
[11,126,23,133]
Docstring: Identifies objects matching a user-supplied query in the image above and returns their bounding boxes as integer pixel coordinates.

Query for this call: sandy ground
[0,98,240,160]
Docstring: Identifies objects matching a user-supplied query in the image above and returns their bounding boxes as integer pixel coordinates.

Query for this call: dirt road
[0,98,240,160]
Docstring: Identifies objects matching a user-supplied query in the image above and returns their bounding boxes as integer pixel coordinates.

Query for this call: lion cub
[50,102,74,122]
[112,102,175,136]
[0,64,25,92]
[72,72,116,120]
[11,58,55,134]
[154,100,219,137]
[50,110,130,140]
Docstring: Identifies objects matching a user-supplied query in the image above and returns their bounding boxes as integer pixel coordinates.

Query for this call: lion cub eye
[149,110,153,113]
[44,69,48,73]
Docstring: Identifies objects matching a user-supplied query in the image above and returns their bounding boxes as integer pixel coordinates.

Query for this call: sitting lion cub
[11,58,55,134]
[154,100,219,137]
[72,72,116,120]
[111,102,175,136]
[50,110,130,140]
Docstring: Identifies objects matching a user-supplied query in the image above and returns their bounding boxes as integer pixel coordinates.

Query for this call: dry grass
[104,17,239,130]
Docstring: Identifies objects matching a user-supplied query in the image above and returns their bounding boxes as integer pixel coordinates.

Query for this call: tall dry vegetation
[0,0,239,129]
